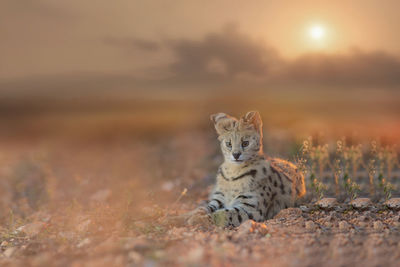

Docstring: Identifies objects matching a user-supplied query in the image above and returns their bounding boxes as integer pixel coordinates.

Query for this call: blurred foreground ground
[0,125,399,266]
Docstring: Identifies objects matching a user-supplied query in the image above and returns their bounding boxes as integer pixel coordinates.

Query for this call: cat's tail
[269,158,306,201]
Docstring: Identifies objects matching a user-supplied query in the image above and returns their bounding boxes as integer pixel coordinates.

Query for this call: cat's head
[210,111,263,164]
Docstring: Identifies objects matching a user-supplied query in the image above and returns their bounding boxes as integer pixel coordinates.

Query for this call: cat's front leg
[212,194,261,227]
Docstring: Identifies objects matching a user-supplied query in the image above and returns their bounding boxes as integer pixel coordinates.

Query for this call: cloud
[167,25,282,81]
[104,37,160,52]
[133,26,399,89]
[280,49,400,87]
[0,0,75,20]
[2,27,400,103]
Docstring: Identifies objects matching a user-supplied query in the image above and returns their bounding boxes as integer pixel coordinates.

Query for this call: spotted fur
[205,111,306,227]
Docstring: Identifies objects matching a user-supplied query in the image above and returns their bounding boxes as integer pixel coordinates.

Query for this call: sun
[309,25,325,40]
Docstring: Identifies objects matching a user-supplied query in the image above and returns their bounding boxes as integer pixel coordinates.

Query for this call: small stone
[90,189,111,203]
[92,237,119,253]
[161,181,174,191]
[274,208,302,219]
[184,246,204,263]
[385,198,400,210]
[358,222,367,228]
[77,238,91,248]
[254,223,269,235]
[163,215,186,227]
[339,220,350,230]
[30,211,52,223]
[316,198,338,210]
[4,247,16,258]
[373,221,384,231]
[77,219,92,233]
[350,198,372,210]
[17,222,46,238]
[334,205,347,212]
[58,231,76,241]
[31,252,52,266]
[305,221,316,230]
[358,215,368,222]
[1,241,8,247]
[237,220,254,236]
[300,205,311,212]
[128,251,142,264]
[122,237,151,251]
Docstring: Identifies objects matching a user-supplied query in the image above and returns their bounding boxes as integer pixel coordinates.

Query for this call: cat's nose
[232,152,241,160]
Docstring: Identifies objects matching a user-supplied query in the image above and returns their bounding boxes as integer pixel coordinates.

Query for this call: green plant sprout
[331,140,344,196]
[296,138,311,187]
[367,141,378,195]
[380,145,398,181]
[343,176,361,200]
[297,137,329,200]
[311,178,327,199]
[336,140,363,200]
[383,181,395,200]
[295,138,398,202]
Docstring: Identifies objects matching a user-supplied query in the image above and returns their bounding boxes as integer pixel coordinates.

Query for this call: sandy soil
[0,132,399,267]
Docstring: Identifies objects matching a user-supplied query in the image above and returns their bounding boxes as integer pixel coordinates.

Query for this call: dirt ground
[0,131,399,267]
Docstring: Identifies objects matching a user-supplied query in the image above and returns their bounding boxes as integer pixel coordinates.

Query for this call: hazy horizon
[1,1,399,141]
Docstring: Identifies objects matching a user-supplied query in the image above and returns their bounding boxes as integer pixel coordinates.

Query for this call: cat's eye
[242,141,249,147]
[226,141,232,148]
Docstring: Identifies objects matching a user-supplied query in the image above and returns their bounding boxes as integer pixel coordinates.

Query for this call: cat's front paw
[211,209,230,227]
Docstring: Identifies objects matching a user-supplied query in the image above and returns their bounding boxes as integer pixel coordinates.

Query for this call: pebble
[358,222,367,228]
[90,189,111,203]
[373,221,384,231]
[17,222,46,238]
[300,205,311,212]
[76,219,92,233]
[334,206,347,212]
[316,198,338,210]
[385,198,400,210]
[358,215,369,222]
[128,251,142,264]
[305,221,316,230]
[274,208,302,219]
[58,231,76,241]
[77,238,91,248]
[236,220,254,236]
[350,198,372,210]
[4,247,16,258]
[184,246,204,263]
[339,221,350,230]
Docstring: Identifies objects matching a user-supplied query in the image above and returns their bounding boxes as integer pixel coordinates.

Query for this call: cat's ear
[240,111,263,133]
[210,113,237,135]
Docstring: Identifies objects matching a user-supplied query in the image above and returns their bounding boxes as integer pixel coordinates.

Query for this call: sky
[1,0,400,79]
[0,0,399,138]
